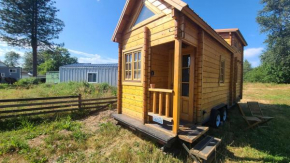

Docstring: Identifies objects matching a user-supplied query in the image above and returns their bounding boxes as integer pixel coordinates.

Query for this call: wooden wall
[120,1,175,120]
[122,85,144,119]
[150,44,171,89]
[199,33,232,122]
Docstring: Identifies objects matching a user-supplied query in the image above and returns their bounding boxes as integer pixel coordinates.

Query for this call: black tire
[220,108,227,122]
[210,110,221,128]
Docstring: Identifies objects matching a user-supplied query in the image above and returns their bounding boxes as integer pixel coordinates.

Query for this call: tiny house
[0,62,22,83]
[112,0,247,161]
[59,63,118,86]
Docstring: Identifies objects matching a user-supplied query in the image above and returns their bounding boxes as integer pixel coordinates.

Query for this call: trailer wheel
[220,108,227,122]
[211,110,221,128]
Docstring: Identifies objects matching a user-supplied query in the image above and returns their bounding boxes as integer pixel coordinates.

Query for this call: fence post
[78,94,82,110]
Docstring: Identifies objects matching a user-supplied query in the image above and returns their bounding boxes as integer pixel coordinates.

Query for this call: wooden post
[117,42,123,114]
[78,94,82,110]
[143,27,149,123]
[172,10,182,134]
[173,38,182,134]
[165,93,170,117]
[153,92,157,114]
[159,93,163,115]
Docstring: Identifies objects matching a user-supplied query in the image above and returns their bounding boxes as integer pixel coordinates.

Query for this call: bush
[15,78,41,86]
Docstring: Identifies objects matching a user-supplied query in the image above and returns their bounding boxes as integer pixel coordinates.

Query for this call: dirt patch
[79,109,116,133]
[58,129,72,136]
[28,135,47,148]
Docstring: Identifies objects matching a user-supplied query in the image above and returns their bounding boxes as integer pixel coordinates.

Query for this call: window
[9,69,17,73]
[219,57,225,84]
[88,73,97,83]
[134,52,141,80]
[182,55,190,96]
[124,51,142,81]
[134,5,155,26]
[1,73,5,77]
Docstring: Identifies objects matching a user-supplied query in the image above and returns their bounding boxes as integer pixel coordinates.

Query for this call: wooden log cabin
[112,0,247,161]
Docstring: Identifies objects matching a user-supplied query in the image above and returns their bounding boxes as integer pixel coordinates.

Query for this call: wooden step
[148,112,173,122]
[178,125,209,143]
[190,136,221,161]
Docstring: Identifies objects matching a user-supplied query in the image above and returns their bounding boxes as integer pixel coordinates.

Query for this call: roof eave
[182,7,236,53]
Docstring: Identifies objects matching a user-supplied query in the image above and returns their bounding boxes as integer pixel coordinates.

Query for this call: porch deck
[112,113,209,146]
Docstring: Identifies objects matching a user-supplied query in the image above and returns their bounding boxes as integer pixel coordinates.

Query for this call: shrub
[15,78,41,86]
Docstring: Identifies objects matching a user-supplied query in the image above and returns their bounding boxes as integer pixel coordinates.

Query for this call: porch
[144,40,198,134]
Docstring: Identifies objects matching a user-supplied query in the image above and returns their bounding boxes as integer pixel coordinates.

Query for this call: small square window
[88,73,97,83]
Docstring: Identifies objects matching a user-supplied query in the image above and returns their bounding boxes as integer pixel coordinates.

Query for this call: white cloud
[68,49,118,64]
[249,60,260,68]
[244,47,264,58]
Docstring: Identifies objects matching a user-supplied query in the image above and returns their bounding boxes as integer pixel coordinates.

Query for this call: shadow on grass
[208,103,290,163]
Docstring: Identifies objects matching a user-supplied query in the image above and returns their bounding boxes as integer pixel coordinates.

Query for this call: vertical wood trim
[173,38,182,134]
[229,53,234,106]
[195,29,204,123]
[117,42,123,114]
[172,10,182,134]
[166,93,170,117]
[240,48,244,99]
[143,27,149,124]
[159,93,163,115]
[153,92,157,114]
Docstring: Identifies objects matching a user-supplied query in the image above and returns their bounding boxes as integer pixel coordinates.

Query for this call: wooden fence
[0,94,117,119]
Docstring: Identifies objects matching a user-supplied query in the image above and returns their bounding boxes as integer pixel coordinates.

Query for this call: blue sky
[0,0,266,67]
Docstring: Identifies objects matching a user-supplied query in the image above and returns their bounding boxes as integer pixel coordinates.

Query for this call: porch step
[112,114,176,147]
[178,125,209,143]
[148,112,173,122]
[190,136,221,161]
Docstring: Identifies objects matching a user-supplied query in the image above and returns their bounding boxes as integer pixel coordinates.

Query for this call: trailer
[111,0,247,162]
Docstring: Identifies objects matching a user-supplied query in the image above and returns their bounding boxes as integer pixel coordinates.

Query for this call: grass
[0,83,289,162]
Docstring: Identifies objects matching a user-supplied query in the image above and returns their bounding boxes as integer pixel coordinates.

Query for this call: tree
[4,51,20,67]
[243,60,253,76]
[0,0,64,76]
[37,47,78,75]
[257,0,290,83]
[23,51,45,72]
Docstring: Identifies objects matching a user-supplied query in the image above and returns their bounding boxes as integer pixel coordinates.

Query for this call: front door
[180,48,194,122]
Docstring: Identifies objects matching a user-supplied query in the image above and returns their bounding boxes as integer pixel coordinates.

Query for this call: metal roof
[60,63,118,68]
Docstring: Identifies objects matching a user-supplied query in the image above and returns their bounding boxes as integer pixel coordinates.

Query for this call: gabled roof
[0,61,8,67]
[215,28,248,46]
[112,0,244,53]
[60,63,118,68]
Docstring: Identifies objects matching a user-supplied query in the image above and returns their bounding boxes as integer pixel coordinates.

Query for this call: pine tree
[0,0,64,76]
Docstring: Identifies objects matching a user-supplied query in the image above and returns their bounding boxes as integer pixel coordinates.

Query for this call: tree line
[245,0,290,83]
[2,48,77,75]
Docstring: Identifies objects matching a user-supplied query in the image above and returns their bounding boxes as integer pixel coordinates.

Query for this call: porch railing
[148,88,173,119]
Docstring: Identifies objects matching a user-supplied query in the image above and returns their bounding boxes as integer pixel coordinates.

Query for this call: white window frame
[87,72,98,83]
[9,69,17,73]
[1,73,5,77]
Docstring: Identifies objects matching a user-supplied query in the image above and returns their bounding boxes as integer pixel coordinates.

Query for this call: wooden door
[180,49,194,122]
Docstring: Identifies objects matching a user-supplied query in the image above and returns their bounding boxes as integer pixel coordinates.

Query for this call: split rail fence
[0,94,117,119]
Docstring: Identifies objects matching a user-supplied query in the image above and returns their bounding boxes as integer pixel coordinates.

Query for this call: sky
[0,0,266,67]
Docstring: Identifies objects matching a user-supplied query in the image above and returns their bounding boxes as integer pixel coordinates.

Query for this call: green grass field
[0,83,289,163]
